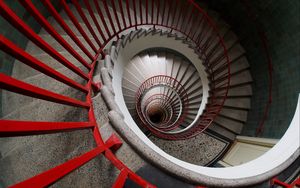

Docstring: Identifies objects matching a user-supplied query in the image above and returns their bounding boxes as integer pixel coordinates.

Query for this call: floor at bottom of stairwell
[149,133,227,166]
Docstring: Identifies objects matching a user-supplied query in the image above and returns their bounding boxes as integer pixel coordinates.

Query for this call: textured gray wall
[200,0,300,138]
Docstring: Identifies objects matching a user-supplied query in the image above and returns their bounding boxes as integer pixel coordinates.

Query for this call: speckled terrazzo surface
[149,133,227,165]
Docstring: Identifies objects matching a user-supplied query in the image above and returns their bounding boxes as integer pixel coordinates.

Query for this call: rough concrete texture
[98,123,147,172]
[149,133,227,166]
[100,86,124,119]
[124,165,195,188]
[92,93,109,128]
[100,67,114,95]
[93,92,147,173]
[2,67,87,116]
[104,55,113,72]
[49,123,147,188]
[0,129,95,187]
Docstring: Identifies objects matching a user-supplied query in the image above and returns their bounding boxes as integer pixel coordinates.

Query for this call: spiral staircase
[0,0,299,188]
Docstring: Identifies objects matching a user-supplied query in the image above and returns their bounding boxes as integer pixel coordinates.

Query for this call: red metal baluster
[42,0,96,59]
[175,0,185,30]
[193,13,206,42]
[10,136,122,188]
[139,0,143,24]
[0,120,94,136]
[102,0,118,36]
[0,1,90,81]
[111,0,122,32]
[132,0,138,29]
[166,0,172,27]
[60,0,99,59]
[145,0,148,24]
[0,73,89,108]
[19,0,92,70]
[93,0,112,39]
[83,0,107,42]
[151,0,154,25]
[105,150,156,187]
[156,0,160,26]
[118,0,127,28]
[160,0,167,26]
[126,0,132,27]
[0,36,88,93]
[71,0,102,47]
[170,0,179,31]
[112,170,128,188]
[184,6,195,36]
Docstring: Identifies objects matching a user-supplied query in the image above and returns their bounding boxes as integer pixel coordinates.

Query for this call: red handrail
[0,0,231,186]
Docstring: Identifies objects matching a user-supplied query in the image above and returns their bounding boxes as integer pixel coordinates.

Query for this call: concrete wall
[0,0,61,117]
[201,0,300,138]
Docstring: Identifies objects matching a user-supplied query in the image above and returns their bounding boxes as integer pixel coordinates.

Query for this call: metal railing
[271,177,300,188]
[135,75,189,136]
[0,0,230,186]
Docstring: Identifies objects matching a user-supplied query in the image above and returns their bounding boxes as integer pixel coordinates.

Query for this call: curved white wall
[112,31,300,185]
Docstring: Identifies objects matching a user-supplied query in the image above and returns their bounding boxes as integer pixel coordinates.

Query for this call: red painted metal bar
[42,0,96,59]
[0,0,233,184]
[19,0,92,70]
[160,0,167,25]
[151,0,154,25]
[203,32,219,54]
[175,0,185,30]
[111,0,122,32]
[86,54,100,134]
[271,177,300,188]
[102,0,118,36]
[145,0,149,24]
[187,11,199,38]
[118,0,127,29]
[83,0,107,42]
[126,0,132,27]
[197,23,212,48]
[71,0,102,46]
[10,136,120,188]
[93,0,112,38]
[165,0,172,27]
[104,150,156,188]
[156,0,160,25]
[0,73,89,108]
[0,35,88,93]
[112,169,128,188]
[0,120,94,136]
[132,0,138,29]
[60,0,98,60]
[139,0,143,24]
[182,4,193,33]
[193,13,206,42]
[0,1,90,81]
[170,0,179,29]
[271,179,291,187]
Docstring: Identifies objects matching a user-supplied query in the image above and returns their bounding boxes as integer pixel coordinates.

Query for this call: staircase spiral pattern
[122,50,203,139]
[2,0,297,187]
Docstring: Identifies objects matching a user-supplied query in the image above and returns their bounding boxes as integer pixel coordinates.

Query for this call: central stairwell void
[0,0,299,187]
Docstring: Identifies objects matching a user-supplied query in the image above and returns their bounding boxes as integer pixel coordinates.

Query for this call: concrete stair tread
[214,115,244,134]
[206,123,236,141]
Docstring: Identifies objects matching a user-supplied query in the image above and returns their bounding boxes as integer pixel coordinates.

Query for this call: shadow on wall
[201,0,300,139]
